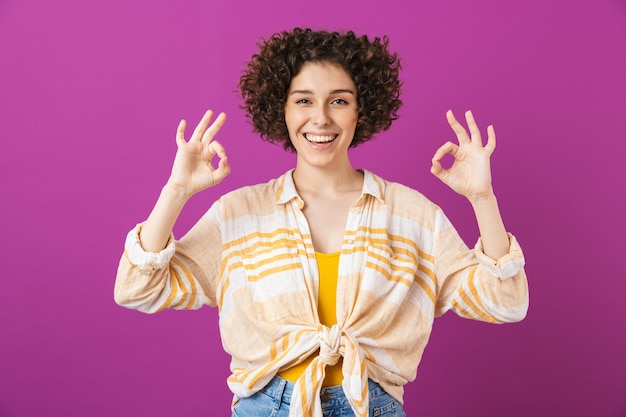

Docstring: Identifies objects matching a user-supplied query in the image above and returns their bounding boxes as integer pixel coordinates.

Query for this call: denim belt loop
[274,377,288,410]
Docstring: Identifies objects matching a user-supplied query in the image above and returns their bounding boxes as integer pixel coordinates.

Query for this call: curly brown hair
[238,27,402,152]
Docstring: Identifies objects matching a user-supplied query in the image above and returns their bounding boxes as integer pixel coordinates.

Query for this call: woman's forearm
[469,192,510,259]
[139,183,192,252]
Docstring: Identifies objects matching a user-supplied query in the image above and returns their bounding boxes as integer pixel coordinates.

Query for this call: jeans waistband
[260,376,294,405]
[260,376,387,408]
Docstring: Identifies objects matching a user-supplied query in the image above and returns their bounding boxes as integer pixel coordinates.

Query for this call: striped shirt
[114,169,528,417]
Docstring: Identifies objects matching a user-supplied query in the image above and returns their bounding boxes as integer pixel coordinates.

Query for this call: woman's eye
[295,98,311,104]
[331,98,348,105]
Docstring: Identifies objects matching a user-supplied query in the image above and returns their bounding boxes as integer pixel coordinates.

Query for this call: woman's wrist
[162,181,194,203]
[467,188,496,207]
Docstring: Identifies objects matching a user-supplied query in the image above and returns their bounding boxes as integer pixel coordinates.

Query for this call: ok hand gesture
[431,110,496,202]
[167,110,231,198]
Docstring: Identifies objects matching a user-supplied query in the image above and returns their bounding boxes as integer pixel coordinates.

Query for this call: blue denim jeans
[232,376,406,417]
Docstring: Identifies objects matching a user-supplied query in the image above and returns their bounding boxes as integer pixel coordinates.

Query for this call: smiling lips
[304,133,337,143]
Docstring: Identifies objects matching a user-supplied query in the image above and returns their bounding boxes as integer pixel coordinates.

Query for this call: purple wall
[1,1,625,416]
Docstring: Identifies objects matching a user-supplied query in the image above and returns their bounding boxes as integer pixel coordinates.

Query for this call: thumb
[176,119,187,146]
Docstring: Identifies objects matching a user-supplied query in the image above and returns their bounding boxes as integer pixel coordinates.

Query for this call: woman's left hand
[431,110,496,201]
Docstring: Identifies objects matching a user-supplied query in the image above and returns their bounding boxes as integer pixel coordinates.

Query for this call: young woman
[115,28,528,417]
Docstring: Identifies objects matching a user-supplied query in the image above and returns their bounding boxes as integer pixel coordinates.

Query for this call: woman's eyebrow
[288,88,356,96]
[330,89,356,95]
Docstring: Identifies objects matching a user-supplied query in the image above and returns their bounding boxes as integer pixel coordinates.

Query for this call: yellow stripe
[463,268,499,323]
[275,175,286,201]
[299,372,309,414]
[416,263,436,287]
[450,299,476,320]
[222,228,310,252]
[241,237,301,255]
[365,261,412,287]
[385,231,435,263]
[374,175,384,199]
[413,278,436,303]
[270,333,291,361]
[269,338,278,361]
[458,288,496,323]
[362,246,437,290]
[346,366,368,411]
[364,247,436,289]
[218,257,298,306]
[216,228,315,298]
[158,266,181,311]
[365,260,436,304]
[217,271,230,308]
[241,250,299,270]
[216,257,235,307]
[241,329,311,389]
[351,233,437,288]
[170,267,190,309]
[349,226,436,264]
[357,378,369,410]
[366,250,418,276]
[246,345,297,387]
[218,229,313,278]
[351,232,436,272]
[171,257,197,310]
[245,262,303,282]
[467,267,500,323]
[454,274,499,324]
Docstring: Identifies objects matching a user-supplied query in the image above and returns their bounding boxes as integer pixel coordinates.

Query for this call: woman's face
[284,61,358,170]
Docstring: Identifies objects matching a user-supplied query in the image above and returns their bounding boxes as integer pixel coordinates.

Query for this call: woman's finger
[190,110,215,142]
[430,157,451,183]
[208,140,231,183]
[446,110,470,144]
[432,141,459,162]
[201,112,227,144]
[214,155,231,183]
[207,138,227,159]
[202,138,228,169]
[464,110,482,145]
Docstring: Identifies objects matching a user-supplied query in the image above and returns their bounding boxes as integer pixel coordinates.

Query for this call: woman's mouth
[304,133,337,143]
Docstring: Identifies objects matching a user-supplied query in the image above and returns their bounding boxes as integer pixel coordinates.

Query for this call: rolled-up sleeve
[114,207,222,313]
[473,234,526,280]
[122,224,176,272]
[434,210,529,323]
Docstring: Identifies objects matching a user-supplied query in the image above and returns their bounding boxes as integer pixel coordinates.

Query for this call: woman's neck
[292,164,363,195]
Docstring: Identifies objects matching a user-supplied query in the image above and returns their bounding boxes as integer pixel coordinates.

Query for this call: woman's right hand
[167,110,231,198]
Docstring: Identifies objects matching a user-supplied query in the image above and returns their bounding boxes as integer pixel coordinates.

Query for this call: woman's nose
[312,104,330,126]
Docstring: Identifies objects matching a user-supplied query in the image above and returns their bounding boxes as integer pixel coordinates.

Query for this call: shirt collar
[274,169,386,207]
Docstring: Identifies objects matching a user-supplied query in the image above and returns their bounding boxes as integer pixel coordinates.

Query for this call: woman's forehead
[289,62,355,93]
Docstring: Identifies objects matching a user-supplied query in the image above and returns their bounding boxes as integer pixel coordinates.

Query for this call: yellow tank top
[278,251,343,386]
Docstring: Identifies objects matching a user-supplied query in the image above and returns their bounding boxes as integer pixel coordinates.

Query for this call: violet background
[1,0,625,416]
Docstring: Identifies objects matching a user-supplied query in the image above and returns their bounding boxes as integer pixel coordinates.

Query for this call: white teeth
[305,134,335,143]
